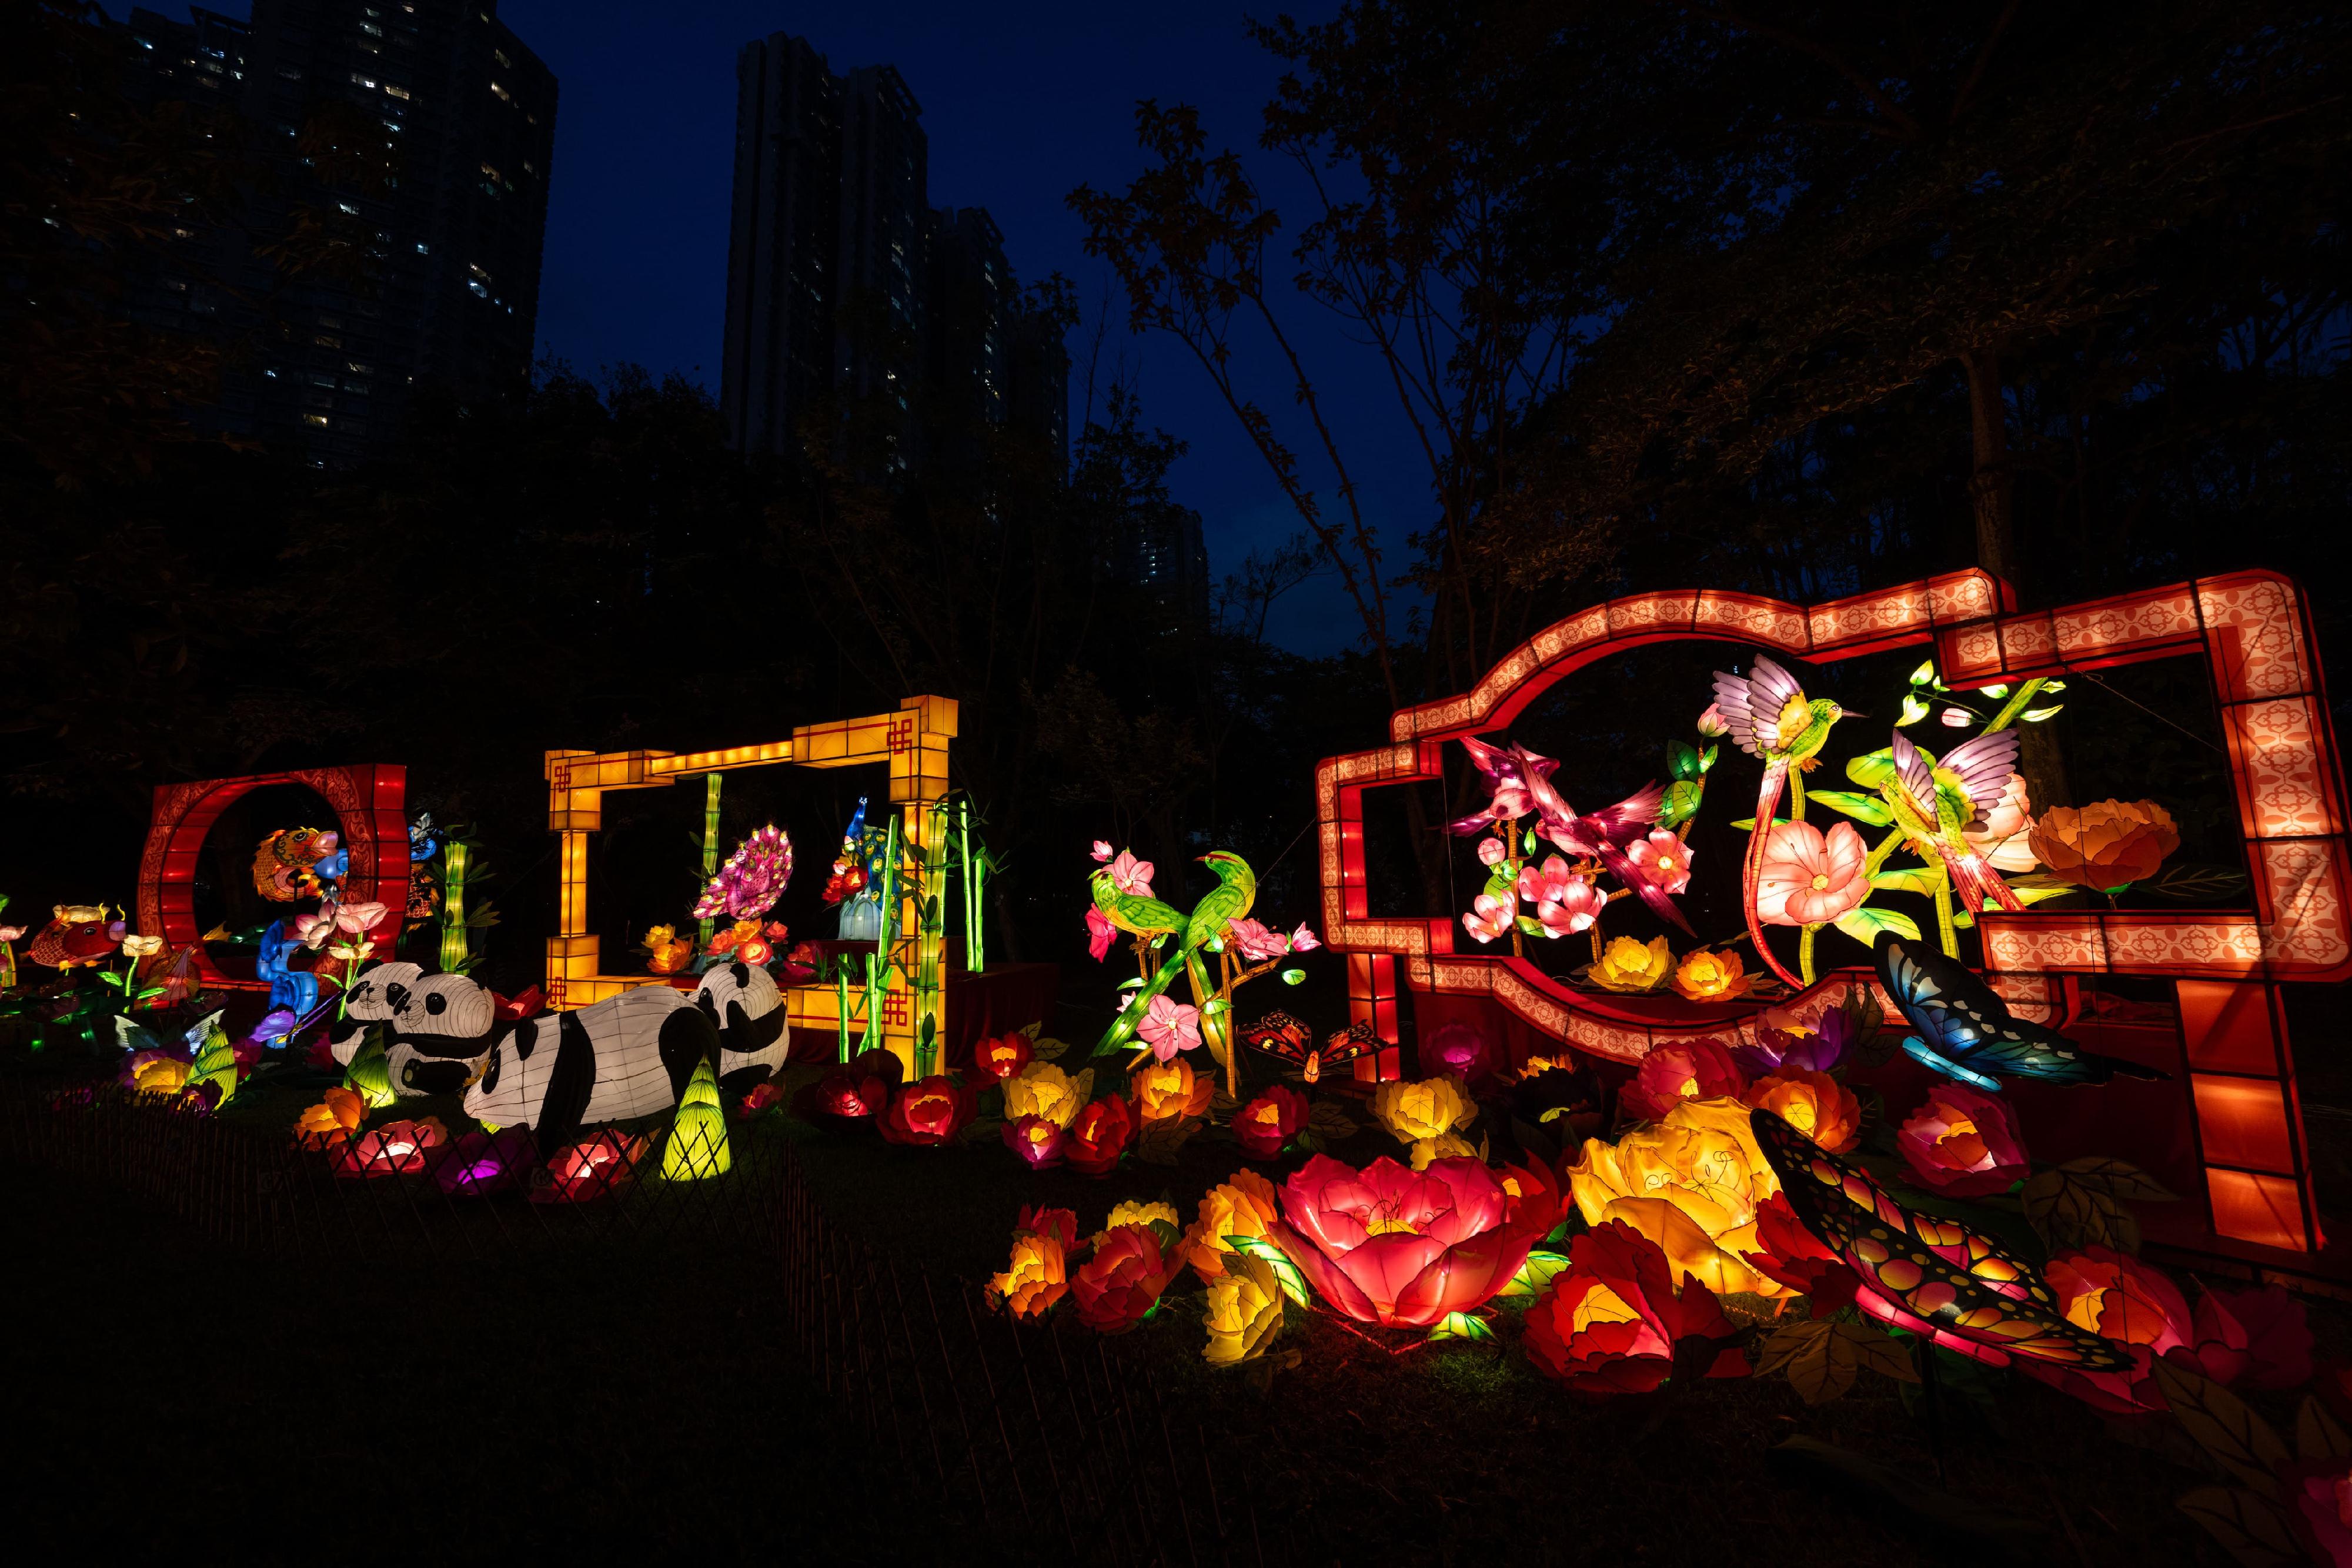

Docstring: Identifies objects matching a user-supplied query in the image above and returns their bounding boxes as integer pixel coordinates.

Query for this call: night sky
[135,0,1440,655]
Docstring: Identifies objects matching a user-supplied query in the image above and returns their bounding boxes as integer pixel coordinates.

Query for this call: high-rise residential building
[721,32,1067,473]
[116,0,556,467]
[1111,504,1212,622]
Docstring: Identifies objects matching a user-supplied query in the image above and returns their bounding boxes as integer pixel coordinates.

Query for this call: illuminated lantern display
[1566,1098,1786,1298]
[697,959,787,1091]
[537,697,960,1077]
[463,986,722,1156]
[26,904,123,968]
[342,1034,397,1110]
[435,1129,534,1197]
[1070,1222,1175,1334]
[1265,1154,1558,1329]
[1315,568,2351,1272]
[180,1010,241,1110]
[1178,1170,1282,1282]
[293,1087,367,1150]
[880,1075,977,1146]
[1202,1253,1287,1367]
[1003,1062,1091,1129]
[333,1116,449,1179]
[1234,1085,1307,1160]
[1130,1056,1213,1124]
[121,1049,191,1096]
[985,1209,1075,1320]
[660,1058,731,1179]
[973,1031,1032,1083]
[138,767,407,996]
[799,1048,900,1129]
[546,1130,649,1202]
[1064,1095,1133,1178]
[332,967,499,1098]
[1522,1220,1750,1397]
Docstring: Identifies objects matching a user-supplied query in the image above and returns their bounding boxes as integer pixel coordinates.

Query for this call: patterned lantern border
[1317,569,2347,1258]
[136,765,409,992]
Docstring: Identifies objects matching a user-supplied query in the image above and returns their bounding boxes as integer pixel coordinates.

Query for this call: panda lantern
[329,959,787,1159]
[463,961,786,1156]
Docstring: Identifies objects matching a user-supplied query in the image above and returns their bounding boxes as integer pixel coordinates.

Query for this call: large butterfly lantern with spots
[1751,1107,2132,1372]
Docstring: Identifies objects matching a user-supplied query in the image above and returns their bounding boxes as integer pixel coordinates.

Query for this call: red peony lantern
[1265,1154,1558,1329]
[881,1075,979,1146]
[1070,1224,1174,1334]
[1065,1094,1133,1178]
[1234,1084,1307,1160]
[1523,1219,1751,1396]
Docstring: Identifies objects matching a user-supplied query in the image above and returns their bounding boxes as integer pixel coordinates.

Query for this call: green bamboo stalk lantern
[835,961,854,1062]
[697,772,724,948]
[914,801,947,1075]
[438,840,470,974]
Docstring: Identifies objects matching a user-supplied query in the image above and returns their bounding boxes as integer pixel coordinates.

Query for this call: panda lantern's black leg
[535,1012,598,1169]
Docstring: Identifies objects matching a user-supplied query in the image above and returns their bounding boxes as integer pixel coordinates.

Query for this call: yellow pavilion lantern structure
[540,695,957,1074]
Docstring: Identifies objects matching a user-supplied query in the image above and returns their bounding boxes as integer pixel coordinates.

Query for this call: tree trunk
[1962,347,2072,807]
[1963,347,2019,583]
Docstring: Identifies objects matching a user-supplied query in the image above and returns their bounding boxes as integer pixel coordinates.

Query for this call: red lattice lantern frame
[1317,569,2349,1268]
[136,765,409,992]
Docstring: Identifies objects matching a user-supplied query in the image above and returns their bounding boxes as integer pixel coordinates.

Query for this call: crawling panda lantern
[463,985,717,1156]
[331,964,500,1096]
[696,959,787,1091]
[461,959,790,1155]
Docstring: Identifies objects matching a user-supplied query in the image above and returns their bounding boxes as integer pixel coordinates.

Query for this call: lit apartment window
[385,83,409,99]
[494,47,511,67]
[351,73,377,88]
[313,334,342,348]
[415,241,429,254]
[305,413,330,427]
[490,81,510,102]
[346,361,373,375]
[338,202,360,215]
[361,22,382,35]
[467,280,489,298]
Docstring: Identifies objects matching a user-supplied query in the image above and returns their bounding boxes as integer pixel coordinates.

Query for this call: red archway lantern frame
[1317,569,2348,1268]
[135,765,410,992]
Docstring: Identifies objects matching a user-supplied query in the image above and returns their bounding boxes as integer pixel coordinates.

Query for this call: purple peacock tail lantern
[693,824,794,921]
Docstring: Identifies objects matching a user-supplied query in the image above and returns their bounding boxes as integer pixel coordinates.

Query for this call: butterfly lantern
[1875,937,2165,1091]
[1750,1107,2133,1375]
[1241,1011,1379,1085]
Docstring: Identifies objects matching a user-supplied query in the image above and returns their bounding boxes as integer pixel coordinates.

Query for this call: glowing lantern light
[662,1058,731,1179]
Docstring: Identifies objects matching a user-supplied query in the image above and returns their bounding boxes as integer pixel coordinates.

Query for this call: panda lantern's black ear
[730,961,751,989]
